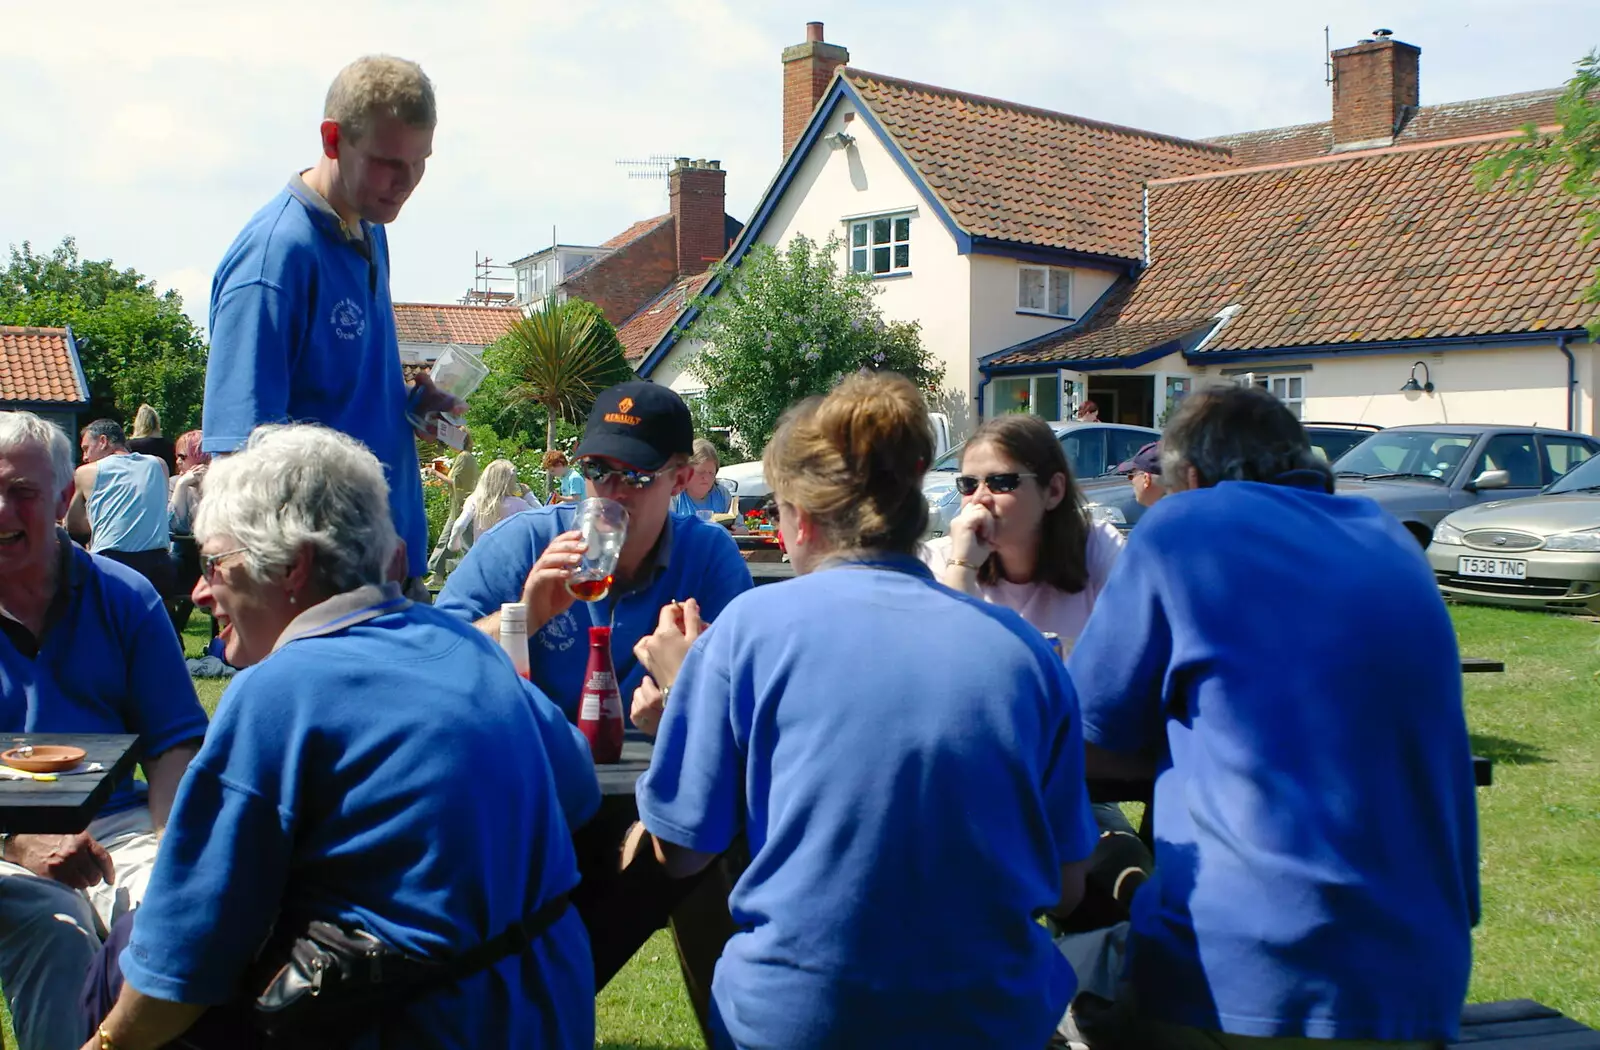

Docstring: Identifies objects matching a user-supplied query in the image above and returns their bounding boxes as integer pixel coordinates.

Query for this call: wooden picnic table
[747,561,795,586]
[0,733,143,834]
[1461,656,1506,673]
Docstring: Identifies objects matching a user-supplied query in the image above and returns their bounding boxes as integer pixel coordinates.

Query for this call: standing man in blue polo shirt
[1069,385,1478,1048]
[202,54,458,596]
[437,381,752,722]
[0,411,207,1050]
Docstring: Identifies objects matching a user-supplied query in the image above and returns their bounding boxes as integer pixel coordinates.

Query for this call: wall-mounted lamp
[824,131,856,151]
[1400,360,1434,394]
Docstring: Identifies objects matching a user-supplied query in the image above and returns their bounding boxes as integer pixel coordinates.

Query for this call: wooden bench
[1450,999,1600,1047]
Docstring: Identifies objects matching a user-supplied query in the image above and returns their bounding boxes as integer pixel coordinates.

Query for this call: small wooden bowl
[2,745,86,774]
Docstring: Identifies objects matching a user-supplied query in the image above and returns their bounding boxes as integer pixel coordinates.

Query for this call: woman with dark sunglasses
[631,372,1098,1049]
[923,413,1125,653]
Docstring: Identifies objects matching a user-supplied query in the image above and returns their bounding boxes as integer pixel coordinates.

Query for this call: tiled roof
[617,272,715,363]
[0,325,88,404]
[1206,87,1564,168]
[844,68,1234,260]
[989,284,1217,365]
[988,132,1598,366]
[601,214,670,250]
[393,303,520,346]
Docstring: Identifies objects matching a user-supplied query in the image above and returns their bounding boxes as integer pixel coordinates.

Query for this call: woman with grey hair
[671,437,734,518]
[84,424,599,1049]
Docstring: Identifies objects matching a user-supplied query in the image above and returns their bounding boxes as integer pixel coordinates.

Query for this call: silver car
[1426,451,1600,614]
[923,422,1159,537]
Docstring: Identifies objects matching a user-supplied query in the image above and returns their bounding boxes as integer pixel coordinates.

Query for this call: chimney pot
[782,21,850,157]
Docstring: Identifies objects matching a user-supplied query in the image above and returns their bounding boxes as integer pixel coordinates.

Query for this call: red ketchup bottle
[578,626,625,763]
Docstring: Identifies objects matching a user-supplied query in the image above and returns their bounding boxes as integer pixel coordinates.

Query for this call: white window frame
[515,267,531,302]
[847,212,913,276]
[1017,265,1073,318]
[1238,371,1307,418]
[991,374,1063,421]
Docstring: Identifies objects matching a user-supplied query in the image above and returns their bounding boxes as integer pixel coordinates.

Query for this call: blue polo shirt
[639,555,1098,1049]
[0,535,207,816]
[202,176,429,578]
[1069,479,1479,1042]
[436,504,752,721]
[559,472,586,500]
[122,587,593,1049]
[670,483,732,518]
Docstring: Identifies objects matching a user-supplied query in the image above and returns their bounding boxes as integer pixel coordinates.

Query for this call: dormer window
[1018,265,1072,318]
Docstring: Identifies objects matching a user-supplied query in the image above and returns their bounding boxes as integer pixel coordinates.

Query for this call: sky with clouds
[4,0,1598,333]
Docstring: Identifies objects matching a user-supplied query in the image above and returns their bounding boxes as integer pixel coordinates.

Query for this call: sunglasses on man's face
[579,460,660,489]
[954,472,1037,496]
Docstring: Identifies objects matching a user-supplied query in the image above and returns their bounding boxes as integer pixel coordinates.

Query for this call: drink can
[1042,631,1064,661]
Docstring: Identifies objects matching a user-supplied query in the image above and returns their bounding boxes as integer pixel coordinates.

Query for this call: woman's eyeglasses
[954,472,1037,496]
[579,460,659,489]
[200,547,250,582]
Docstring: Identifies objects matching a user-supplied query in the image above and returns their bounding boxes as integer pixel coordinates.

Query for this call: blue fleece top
[0,537,206,816]
[1069,479,1479,1042]
[639,555,1098,1049]
[436,504,752,722]
[121,590,593,1048]
[202,177,429,578]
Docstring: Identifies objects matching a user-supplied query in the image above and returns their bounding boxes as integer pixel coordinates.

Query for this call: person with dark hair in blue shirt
[0,411,206,1050]
[1070,384,1479,1049]
[84,424,595,1050]
[202,54,459,597]
[631,372,1098,1050]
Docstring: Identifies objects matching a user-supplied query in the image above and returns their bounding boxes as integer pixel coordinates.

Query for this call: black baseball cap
[1117,441,1162,476]
[573,381,694,471]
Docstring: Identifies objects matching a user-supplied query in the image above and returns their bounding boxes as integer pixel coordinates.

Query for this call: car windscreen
[1331,431,1475,480]
[1307,429,1373,464]
[1544,451,1600,494]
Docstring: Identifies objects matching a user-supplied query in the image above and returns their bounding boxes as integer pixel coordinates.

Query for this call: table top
[1461,656,1506,673]
[747,561,795,585]
[599,738,1494,800]
[0,733,143,834]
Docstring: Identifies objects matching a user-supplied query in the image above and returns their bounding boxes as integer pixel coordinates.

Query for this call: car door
[1539,435,1600,485]
[1464,433,1547,505]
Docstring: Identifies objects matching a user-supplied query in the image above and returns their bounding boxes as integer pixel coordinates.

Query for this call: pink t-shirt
[922,521,1126,646]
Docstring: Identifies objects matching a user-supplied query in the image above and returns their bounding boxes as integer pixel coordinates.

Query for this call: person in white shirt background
[448,458,538,552]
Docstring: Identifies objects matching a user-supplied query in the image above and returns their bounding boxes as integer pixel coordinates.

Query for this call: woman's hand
[631,675,666,738]
[633,599,704,691]
[948,502,996,566]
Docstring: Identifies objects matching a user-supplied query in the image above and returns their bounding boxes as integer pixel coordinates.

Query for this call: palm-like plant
[490,297,635,450]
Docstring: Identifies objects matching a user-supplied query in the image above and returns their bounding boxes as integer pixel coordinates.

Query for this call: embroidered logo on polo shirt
[539,609,578,653]
[330,298,366,341]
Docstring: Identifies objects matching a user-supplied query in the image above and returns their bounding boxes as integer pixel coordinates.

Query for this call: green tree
[1,238,208,430]
[1475,49,1600,337]
[486,297,634,451]
[685,234,945,458]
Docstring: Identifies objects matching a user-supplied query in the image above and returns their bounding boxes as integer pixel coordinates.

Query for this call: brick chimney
[1331,30,1420,151]
[669,158,727,276]
[782,21,849,157]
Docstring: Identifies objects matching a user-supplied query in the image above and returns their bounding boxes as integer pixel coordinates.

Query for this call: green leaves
[1474,50,1600,338]
[1,238,208,431]
[487,297,634,450]
[685,234,946,458]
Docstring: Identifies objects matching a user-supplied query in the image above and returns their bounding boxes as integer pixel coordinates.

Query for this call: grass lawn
[7,606,1595,1046]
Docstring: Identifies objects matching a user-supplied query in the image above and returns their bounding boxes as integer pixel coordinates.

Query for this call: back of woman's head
[763,371,932,553]
[965,414,1091,592]
[475,459,522,533]
[195,424,397,593]
[132,404,161,439]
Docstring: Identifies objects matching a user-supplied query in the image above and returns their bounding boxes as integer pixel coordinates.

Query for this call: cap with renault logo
[573,381,695,472]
